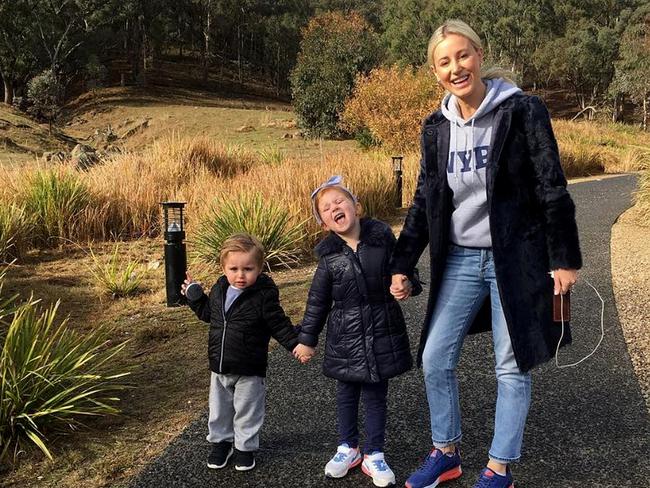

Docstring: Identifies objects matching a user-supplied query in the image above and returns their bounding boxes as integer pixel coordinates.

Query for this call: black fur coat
[389,94,582,372]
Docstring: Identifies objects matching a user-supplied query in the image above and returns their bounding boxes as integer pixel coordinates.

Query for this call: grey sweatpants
[206,372,266,452]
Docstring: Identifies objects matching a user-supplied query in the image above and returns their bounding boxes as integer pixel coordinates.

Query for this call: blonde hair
[427,19,517,86]
[313,186,363,224]
[219,233,265,268]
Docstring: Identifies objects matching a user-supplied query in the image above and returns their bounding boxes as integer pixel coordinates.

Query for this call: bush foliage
[341,65,444,153]
[0,298,129,463]
[290,11,381,138]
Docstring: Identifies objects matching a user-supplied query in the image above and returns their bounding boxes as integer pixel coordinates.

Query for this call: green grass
[20,168,93,247]
[194,192,308,269]
[87,243,148,297]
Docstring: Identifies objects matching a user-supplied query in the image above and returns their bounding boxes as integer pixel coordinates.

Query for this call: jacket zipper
[218,286,248,373]
[219,307,227,373]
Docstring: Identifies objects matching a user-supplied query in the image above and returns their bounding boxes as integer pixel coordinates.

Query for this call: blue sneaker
[472,468,514,488]
[405,448,462,488]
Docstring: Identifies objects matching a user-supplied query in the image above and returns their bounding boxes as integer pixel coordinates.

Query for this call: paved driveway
[132,174,649,487]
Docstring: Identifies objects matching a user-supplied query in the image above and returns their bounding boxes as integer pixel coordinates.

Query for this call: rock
[119,118,150,139]
[70,143,100,170]
[292,131,304,139]
[281,133,292,139]
[235,125,255,133]
[42,151,67,163]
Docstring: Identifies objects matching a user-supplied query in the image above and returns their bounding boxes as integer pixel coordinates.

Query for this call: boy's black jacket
[298,218,414,383]
[187,273,298,377]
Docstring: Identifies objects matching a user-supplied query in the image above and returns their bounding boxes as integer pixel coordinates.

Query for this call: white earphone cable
[555,277,606,369]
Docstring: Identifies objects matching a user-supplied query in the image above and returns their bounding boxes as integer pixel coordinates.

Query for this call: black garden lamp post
[392,155,403,208]
[162,201,187,307]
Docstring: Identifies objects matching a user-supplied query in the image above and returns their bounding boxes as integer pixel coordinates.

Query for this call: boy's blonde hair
[220,233,265,268]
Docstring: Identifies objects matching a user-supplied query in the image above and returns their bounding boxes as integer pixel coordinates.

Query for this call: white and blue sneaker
[324,443,362,478]
[362,452,396,487]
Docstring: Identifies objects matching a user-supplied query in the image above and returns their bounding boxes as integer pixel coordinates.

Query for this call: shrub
[194,192,307,269]
[290,11,381,138]
[20,168,93,247]
[0,204,32,262]
[27,70,62,131]
[87,243,147,297]
[341,65,444,153]
[0,300,129,463]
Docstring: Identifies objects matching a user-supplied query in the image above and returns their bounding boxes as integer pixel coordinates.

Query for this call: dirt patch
[611,207,650,410]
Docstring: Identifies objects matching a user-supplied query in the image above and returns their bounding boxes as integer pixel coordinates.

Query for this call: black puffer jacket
[188,273,298,377]
[298,218,414,383]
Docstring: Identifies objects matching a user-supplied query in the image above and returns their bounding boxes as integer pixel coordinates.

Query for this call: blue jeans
[421,245,531,463]
[337,379,389,454]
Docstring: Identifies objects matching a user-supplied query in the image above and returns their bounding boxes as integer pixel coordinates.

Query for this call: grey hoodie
[441,78,521,248]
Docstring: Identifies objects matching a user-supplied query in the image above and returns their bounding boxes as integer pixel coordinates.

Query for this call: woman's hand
[390,274,412,301]
[552,269,578,295]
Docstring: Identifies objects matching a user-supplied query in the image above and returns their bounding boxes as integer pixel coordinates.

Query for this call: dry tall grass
[553,120,650,176]
[1,122,645,260]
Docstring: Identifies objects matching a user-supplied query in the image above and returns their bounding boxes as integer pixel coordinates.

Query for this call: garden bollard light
[392,155,403,208]
[162,201,187,307]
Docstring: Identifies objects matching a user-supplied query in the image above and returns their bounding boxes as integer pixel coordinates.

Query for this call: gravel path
[611,205,650,410]
[131,174,649,488]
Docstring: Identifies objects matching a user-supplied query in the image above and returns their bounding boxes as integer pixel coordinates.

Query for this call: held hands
[390,274,412,301]
[552,268,578,295]
[293,344,315,364]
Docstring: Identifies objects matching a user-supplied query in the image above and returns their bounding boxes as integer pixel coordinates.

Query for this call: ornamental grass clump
[0,299,129,463]
[0,204,32,262]
[20,167,93,247]
[87,243,147,297]
[194,192,307,269]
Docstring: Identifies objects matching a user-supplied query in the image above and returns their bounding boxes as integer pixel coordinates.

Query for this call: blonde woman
[389,20,581,488]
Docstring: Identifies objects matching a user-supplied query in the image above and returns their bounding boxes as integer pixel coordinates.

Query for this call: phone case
[553,290,571,322]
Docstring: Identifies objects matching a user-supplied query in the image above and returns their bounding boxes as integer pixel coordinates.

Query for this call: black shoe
[234,449,256,471]
[207,441,233,469]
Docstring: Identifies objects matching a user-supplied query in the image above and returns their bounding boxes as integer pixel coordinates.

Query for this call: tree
[610,6,650,129]
[290,11,381,138]
[27,70,62,133]
[0,1,41,104]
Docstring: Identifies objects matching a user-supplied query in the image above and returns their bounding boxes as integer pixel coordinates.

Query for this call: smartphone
[553,290,571,322]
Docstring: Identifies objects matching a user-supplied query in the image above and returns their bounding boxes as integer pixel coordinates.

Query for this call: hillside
[0,105,76,165]
[0,86,360,167]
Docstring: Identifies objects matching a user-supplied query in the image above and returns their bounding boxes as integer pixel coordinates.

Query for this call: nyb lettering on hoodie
[441,78,521,248]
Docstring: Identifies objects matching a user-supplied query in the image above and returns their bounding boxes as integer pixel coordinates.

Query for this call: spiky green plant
[0,300,129,463]
[21,168,93,247]
[87,243,146,298]
[0,204,33,262]
[194,192,307,269]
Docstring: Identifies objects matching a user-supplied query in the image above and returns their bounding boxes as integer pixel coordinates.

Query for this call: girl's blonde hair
[426,19,518,86]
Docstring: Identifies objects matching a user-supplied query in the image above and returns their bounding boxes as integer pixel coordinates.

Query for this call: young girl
[294,175,418,488]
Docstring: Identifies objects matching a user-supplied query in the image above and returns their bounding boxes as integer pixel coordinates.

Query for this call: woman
[389,20,581,488]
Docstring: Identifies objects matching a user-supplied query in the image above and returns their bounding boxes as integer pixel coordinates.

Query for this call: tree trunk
[238,24,242,85]
[3,77,13,105]
[203,4,211,84]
